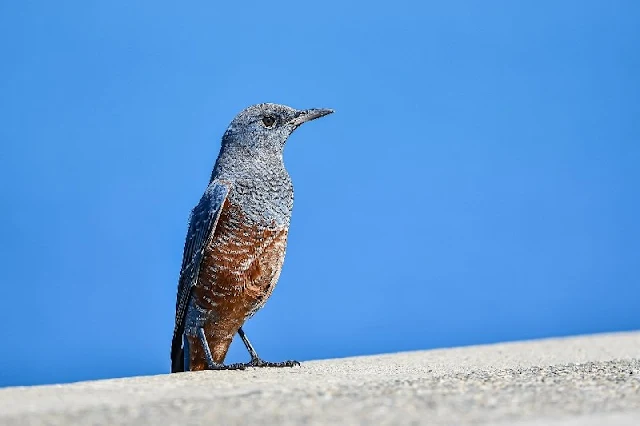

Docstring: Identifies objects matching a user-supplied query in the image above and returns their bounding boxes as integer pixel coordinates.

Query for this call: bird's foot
[206,362,246,371]
[243,358,300,368]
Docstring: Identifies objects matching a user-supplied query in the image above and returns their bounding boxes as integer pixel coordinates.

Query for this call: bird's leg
[237,327,300,368]
[197,328,245,370]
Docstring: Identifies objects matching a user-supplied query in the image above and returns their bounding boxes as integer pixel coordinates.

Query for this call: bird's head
[221,103,333,153]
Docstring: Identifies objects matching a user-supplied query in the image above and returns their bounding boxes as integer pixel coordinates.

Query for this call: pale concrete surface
[1,332,639,425]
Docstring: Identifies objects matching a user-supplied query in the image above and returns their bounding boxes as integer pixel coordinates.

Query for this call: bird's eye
[262,116,276,127]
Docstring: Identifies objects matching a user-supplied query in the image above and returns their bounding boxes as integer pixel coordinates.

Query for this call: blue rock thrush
[171,103,333,372]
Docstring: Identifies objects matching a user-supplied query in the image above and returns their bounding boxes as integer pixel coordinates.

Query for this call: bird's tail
[171,336,185,373]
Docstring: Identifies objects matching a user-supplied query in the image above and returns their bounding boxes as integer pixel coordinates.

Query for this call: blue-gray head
[221,103,333,153]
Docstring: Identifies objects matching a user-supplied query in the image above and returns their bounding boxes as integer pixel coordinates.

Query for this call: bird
[171,103,333,372]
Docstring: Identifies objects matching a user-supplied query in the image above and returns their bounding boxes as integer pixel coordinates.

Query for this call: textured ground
[1,332,639,425]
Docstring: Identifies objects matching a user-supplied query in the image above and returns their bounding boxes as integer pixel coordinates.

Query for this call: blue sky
[1,1,638,387]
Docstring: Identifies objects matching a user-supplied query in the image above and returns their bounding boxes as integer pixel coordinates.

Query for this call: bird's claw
[244,358,300,368]
[207,362,246,371]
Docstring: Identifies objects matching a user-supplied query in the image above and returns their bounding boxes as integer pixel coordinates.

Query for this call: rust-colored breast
[188,198,288,369]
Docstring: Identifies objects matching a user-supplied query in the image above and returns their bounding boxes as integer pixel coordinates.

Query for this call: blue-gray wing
[171,180,230,372]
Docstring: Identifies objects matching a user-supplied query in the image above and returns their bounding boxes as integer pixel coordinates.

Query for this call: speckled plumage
[171,103,333,372]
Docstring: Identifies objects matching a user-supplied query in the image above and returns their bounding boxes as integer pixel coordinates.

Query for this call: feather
[170,180,231,372]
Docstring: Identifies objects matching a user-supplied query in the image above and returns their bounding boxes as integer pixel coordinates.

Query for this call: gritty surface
[1,332,639,425]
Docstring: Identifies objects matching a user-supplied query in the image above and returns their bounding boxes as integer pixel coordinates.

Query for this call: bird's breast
[193,197,289,323]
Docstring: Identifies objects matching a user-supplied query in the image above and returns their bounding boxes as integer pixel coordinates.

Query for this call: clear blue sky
[1,1,638,387]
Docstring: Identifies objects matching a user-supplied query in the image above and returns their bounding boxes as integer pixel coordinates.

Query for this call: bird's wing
[171,179,231,372]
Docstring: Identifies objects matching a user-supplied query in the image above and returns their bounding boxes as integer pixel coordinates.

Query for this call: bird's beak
[288,108,334,127]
